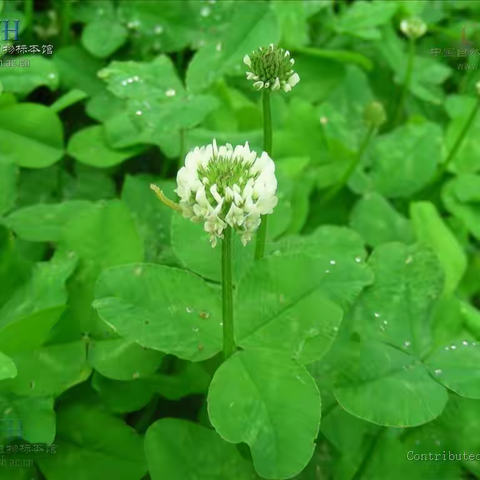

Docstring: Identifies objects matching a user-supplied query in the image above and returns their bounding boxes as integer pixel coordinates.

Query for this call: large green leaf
[208,349,320,479]
[366,122,442,198]
[88,338,164,381]
[145,418,257,480]
[444,95,480,174]
[335,1,397,40]
[350,193,414,247]
[0,157,17,216]
[94,263,222,361]
[99,55,184,101]
[442,174,480,241]
[93,362,211,413]
[0,104,64,168]
[53,46,105,96]
[171,213,255,283]
[3,341,88,396]
[53,200,144,339]
[425,341,480,399]
[4,201,92,242]
[50,89,88,113]
[0,254,76,333]
[0,227,32,309]
[317,66,374,152]
[82,19,128,58]
[0,306,66,356]
[67,126,144,168]
[91,372,154,414]
[117,1,198,53]
[334,341,448,427]
[0,351,16,380]
[37,401,146,480]
[0,56,59,95]
[235,255,344,364]
[0,393,55,444]
[349,243,444,356]
[411,202,467,295]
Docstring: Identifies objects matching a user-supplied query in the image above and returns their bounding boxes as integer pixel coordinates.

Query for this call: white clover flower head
[175,140,278,247]
[400,17,427,39]
[243,44,300,93]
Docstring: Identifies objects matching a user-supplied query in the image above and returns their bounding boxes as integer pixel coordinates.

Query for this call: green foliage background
[1,0,480,479]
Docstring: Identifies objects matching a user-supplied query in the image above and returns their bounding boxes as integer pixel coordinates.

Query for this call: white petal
[243,55,251,67]
[287,72,300,87]
[210,184,223,205]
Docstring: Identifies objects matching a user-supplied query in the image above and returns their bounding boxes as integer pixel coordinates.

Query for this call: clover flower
[243,44,299,93]
[157,140,278,248]
[400,17,427,39]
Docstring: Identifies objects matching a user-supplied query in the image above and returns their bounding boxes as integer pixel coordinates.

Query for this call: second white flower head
[175,140,278,247]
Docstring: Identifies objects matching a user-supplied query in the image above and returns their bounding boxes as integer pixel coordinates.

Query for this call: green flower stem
[254,89,272,260]
[25,0,34,39]
[322,124,376,204]
[436,97,480,179]
[61,0,73,46]
[393,37,416,127]
[222,227,236,359]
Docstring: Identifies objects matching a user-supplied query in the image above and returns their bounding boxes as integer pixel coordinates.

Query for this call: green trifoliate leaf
[350,193,414,247]
[425,340,480,399]
[235,254,344,364]
[334,341,448,427]
[208,349,321,479]
[349,243,444,356]
[88,338,164,381]
[94,263,222,361]
[145,418,257,480]
[0,393,55,445]
[4,201,92,242]
[37,401,146,480]
[0,103,64,168]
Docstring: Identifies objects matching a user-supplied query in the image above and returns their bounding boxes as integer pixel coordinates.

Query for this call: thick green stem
[322,124,375,203]
[61,0,73,46]
[222,227,235,359]
[25,0,34,39]
[436,97,480,178]
[254,89,272,260]
[393,38,415,127]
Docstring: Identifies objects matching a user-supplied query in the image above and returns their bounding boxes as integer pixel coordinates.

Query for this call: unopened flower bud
[476,81,480,97]
[243,44,300,93]
[364,101,387,128]
[400,17,427,40]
